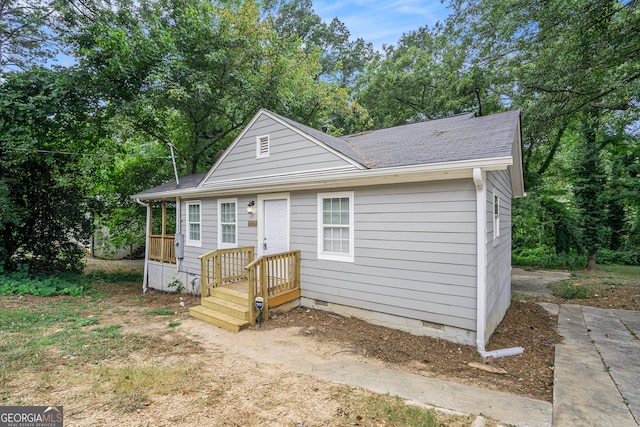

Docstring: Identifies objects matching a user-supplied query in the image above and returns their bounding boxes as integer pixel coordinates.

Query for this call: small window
[493,193,500,240]
[186,201,201,247]
[256,135,270,158]
[218,199,237,248]
[317,192,354,262]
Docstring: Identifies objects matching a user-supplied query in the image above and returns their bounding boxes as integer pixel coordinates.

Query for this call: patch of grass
[600,279,626,286]
[93,362,198,412]
[169,321,181,328]
[74,317,99,328]
[511,292,541,301]
[0,301,149,384]
[599,264,640,279]
[331,387,482,426]
[145,309,175,316]
[85,270,143,283]
[551,281,594,299]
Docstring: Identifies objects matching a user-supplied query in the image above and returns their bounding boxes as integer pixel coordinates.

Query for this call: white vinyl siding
[256,135,270,159]
[485,170,513,339]
[317,192,354,262]
[186,201,201,247]
[296,180,477,332]
[218,199,237,248]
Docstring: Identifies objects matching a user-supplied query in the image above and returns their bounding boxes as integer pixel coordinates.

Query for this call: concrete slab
[583,307,640,424]
[615,309,640,338]
[554,305,638,426]
[511,268,570,297]
[311,360,551,427]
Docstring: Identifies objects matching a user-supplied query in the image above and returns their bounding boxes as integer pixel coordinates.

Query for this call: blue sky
[313,0,451,51]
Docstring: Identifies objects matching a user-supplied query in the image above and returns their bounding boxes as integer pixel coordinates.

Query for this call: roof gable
[200,110,365,187]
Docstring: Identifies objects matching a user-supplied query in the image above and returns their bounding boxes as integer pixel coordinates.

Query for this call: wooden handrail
[245,250,300,326]
[199,246,254,297]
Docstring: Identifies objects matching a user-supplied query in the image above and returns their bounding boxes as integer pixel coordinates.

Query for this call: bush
[512,249,586,270]
[598,249,640,266]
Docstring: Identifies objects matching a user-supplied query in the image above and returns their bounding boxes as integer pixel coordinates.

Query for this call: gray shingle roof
[132,109,521,199]
[339,111,520,168]
[131,172,206,198]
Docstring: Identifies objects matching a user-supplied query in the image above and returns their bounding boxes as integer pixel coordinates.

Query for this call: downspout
[176,196,181,271]
[473,168,524,359]
[135,198,150,294]
[473,168,487,352]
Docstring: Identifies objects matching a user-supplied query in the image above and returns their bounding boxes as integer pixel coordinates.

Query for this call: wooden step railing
[245,250,301,326]
[199,246,255,297]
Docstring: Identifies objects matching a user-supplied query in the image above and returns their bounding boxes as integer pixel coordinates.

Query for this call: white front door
[262,198,289,255]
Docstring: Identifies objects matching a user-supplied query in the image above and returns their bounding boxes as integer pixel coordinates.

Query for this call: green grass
[551,281,594,299]
[599,264,640,279]
[0,302,149,384]
[144,309,175,316]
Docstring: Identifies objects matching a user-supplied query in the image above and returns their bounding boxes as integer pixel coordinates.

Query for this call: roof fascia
[133,156,514,200]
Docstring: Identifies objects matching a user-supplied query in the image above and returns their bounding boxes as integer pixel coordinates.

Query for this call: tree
[0,68,97,272]
[68,0,351,175]
[264,0,376,87]
[355,25,503,128]
[0,0,57,72]
[448,0,640,269]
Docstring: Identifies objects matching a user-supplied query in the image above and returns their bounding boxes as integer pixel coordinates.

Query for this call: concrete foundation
[147,262,200,295]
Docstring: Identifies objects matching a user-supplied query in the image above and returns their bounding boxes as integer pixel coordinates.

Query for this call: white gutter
[135,198,150,294]
[473,168,524,359]
[135,156,515,201]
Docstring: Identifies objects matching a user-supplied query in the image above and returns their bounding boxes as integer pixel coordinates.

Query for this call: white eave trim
[132,156,514,201]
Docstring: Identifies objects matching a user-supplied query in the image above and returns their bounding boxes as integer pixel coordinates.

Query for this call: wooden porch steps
[189,286,250,332]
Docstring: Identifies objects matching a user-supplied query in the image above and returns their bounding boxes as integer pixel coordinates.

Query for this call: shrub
[0,265,92,297]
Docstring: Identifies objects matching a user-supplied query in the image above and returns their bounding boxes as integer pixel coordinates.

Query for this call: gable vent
[256,135,270,158]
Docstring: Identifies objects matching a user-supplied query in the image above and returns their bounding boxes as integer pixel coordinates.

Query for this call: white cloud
[314,0,449,51]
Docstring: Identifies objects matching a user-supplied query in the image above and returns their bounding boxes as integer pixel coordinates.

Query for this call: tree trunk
[586,253,597,271]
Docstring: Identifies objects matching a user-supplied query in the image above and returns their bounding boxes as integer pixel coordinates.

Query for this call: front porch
[189,246,301,332]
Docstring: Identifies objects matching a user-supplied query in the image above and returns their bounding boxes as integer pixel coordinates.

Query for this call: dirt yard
[1,259,638,426]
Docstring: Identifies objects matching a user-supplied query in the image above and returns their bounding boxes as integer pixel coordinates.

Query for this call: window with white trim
[186,201,201,246]
[317,192,354,262]
[256,135,270,158]
[218,199,237,248]
[493,193,500,241]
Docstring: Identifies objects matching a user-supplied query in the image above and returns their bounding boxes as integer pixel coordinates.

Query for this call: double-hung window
[218,199,237,248]
[186,201,201,247]
[317,192,354,262]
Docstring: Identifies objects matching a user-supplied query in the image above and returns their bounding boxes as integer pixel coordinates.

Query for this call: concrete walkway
[554,304,639,426]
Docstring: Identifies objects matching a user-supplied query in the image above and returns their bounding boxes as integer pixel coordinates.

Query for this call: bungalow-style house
[132,108,524,351]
